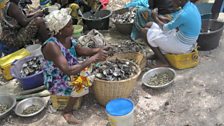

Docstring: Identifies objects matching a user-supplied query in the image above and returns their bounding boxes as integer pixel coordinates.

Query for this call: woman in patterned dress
[42,8,108,124]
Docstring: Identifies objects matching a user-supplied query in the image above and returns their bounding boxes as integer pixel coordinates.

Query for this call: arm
[151,9,166,27]
[152,9,183,31]
[8,3,42,27]
[43,42,108,75]
[76,45,100,57]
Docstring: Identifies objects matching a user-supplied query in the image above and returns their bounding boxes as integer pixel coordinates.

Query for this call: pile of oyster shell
[110,40,143,53]
[22,104,41,115]
[20,56,43,78]
[0,104,8,113]
[112,8,136,24]
[147,72,172,86]
[93,59,138,81]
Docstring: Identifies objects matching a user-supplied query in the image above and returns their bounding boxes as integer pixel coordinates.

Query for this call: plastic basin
[10,56,44,90]
[197,19,224,51]
[26,44,42,56]
[82,10,112,30]
[113,8,133,35]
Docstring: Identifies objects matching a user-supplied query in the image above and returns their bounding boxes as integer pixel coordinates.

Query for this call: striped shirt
[163,1,201,45]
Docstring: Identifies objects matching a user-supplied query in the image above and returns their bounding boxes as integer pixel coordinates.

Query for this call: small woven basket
[93,59,141,106]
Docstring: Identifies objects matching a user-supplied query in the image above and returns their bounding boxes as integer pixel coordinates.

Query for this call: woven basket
[93,59,141,106]
[109,52,146,70]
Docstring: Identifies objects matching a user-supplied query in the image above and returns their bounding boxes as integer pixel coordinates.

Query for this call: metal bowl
[142,67,176,89]
[15,97,46,117]
[0,95,16,119]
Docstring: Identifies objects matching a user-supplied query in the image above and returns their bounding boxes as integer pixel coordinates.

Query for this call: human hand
[151,8,158,19]
[92,49,108,62]
[140,27,148,34]
[102,46,114,56]
[158,15,172,23]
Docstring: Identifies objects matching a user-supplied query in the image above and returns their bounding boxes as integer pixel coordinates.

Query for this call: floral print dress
[43,37,89,97]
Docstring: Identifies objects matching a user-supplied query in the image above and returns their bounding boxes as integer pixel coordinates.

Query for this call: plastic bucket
[197,19,224,51]
[26,44,42,56]
[106,98,135,126]
[73,25,83,38]
[82,10,112,30]
[10,56,44,90]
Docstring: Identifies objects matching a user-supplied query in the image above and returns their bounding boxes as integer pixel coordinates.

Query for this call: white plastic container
[106,98,135,126]
[26,44,42,56]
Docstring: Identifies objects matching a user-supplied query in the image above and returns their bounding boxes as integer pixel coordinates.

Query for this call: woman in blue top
[42,8,108,124]
[141,0,201,66]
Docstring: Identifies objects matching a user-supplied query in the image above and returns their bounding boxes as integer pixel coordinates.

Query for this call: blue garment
[125,0,149,8]
[163,1,201,45]
[221,1,224,12]
[131,7,153,41]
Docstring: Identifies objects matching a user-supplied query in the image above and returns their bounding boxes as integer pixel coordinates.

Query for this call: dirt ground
[1,0,224,126]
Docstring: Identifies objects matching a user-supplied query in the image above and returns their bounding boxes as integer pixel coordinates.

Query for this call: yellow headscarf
[0,0,8,9]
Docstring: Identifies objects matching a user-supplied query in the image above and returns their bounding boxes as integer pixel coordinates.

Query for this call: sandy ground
[1,1,224,126]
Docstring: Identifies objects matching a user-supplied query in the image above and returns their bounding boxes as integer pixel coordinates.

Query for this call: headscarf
[0,0,8,9]
[44,8,72,35]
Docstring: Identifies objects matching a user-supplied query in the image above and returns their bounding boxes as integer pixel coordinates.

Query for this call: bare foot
[63,113,81,125]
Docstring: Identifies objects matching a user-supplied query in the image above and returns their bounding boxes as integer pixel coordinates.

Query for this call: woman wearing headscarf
[42,8,108,124]
[0,0,50,54]
[141,0,201,66]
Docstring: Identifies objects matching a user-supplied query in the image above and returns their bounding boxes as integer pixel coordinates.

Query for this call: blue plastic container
[106,98,135,126]
[11,56,44,90]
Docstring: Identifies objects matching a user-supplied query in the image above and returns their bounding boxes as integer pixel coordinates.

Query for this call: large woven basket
[109,52,146,70]
[93,59,141,106]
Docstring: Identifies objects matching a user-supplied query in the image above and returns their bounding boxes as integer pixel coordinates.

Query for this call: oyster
[20,56,43,77]
[93,59,138,81]
[0,104,8,113]
[147,72,172,86]
[112,8,136,24]
[22,104,41,115]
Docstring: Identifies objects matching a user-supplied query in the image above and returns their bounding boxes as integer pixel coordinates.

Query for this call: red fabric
[100,0,109,9]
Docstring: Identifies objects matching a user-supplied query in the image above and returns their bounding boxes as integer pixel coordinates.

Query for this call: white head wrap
[44,8,72,35]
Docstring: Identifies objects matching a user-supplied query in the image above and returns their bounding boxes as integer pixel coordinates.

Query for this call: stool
[165,49,199,69]
[50,95,82,110]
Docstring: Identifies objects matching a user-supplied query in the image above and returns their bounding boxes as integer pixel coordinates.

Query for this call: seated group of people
[132,0,223,66]
[0,0,223,124]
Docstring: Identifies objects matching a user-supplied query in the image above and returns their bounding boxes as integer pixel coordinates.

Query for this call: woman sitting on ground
[0,0,49,53]
[42,8,108,124]
[141,0,201,66]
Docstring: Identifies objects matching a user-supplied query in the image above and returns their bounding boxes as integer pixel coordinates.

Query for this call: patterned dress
[43,37,89,97]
